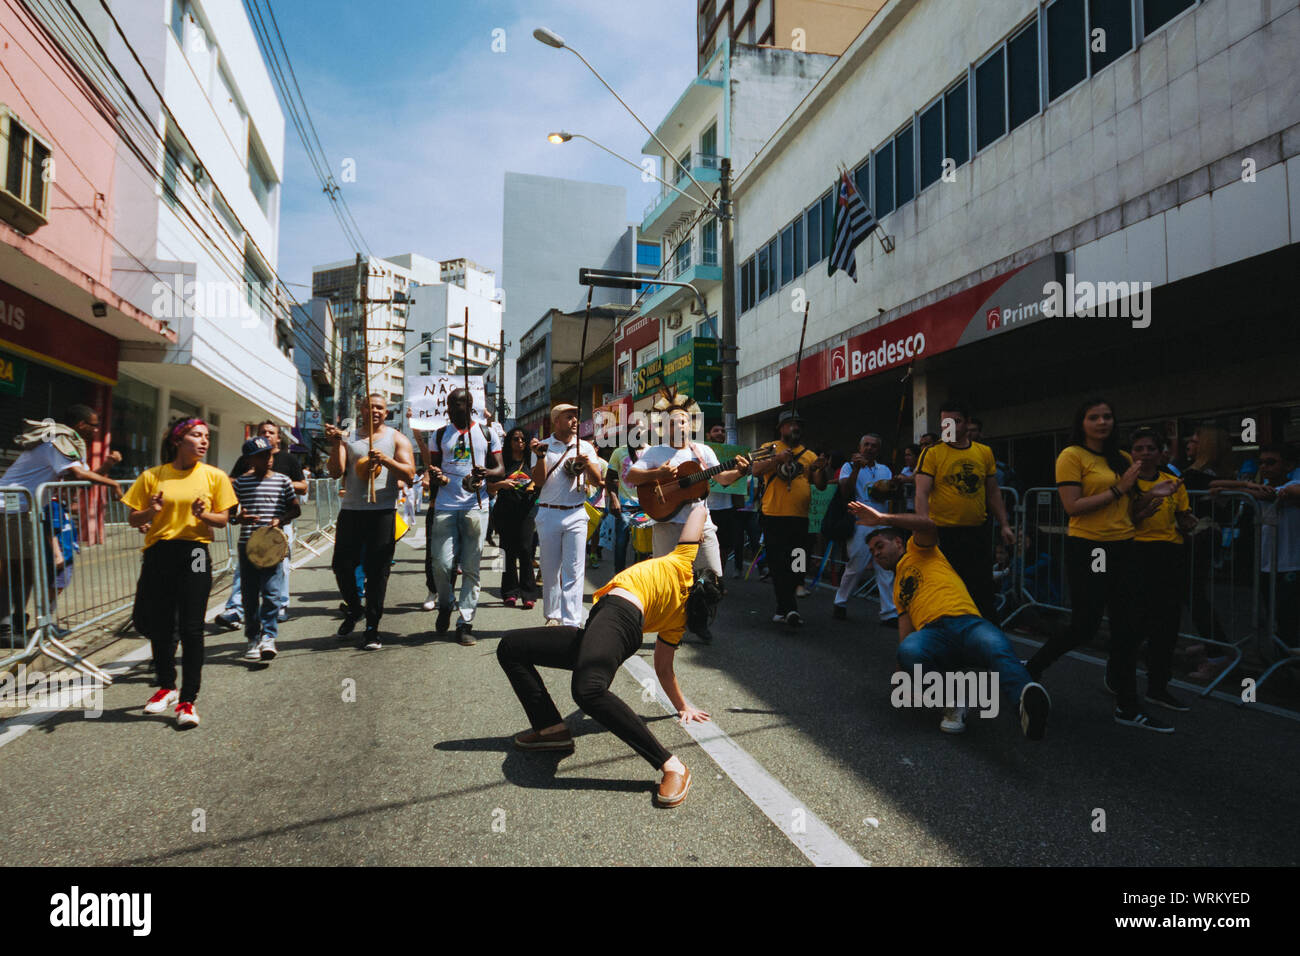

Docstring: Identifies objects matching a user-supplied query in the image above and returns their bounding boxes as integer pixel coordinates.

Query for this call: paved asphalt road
[2,526,1298,867]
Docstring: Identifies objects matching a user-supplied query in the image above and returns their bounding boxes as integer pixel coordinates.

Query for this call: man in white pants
[832,433,898,627]
[626,403,747,642]
[531,404,605,627]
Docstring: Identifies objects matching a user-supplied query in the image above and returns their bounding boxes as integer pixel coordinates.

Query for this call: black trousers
[712,508,744,573]
[332,510,396,627]
[936,523,998,623]
[499,510,536,598]
[139,539,211,704]
[762,515,805,614]
[1028,536,1142,710]
[1135,540,1183,691]
[496,595,671,769]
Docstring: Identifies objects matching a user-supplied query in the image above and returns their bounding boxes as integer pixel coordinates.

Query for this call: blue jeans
[428,508,489,624]
[224,560,243,615]
[897,614,1032,714]
[611,508,632,572]
[238,546,286,642]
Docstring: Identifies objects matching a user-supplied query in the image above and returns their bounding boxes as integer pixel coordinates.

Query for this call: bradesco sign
[778,254,1063,402]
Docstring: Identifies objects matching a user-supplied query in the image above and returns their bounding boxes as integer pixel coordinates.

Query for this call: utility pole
[496,328,507,422]
[352,251,367,414]
[720,157,738,446]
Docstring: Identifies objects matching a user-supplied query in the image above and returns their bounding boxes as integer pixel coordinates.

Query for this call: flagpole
[791,300,811,416]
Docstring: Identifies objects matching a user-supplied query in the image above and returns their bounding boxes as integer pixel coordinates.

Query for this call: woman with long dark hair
[488,427,538,609]
[1026,398,1175,732]
[123,418,237,728]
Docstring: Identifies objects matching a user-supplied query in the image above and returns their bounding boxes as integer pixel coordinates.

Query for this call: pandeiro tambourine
[563,457,586,478]
[246,525,288,568]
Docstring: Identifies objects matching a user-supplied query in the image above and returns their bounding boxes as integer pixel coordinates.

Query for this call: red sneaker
[522,599,535,610]
[144,688,178,714]
[504,595,517,607]
[175,701,200,728]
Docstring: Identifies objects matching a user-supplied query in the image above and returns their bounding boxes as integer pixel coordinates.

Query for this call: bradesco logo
[830,344,848,382]
[986,297,1044,333]
[849,332,924,376]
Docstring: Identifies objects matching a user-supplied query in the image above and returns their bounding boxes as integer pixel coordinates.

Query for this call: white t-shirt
[537,436,604,507]
[0,443,84,511]
[632,442,720,526]
[838,460,893,503]
[1260,480,1300,574]
[431,423,503,511]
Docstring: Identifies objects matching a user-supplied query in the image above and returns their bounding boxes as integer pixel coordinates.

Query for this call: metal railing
[1001,487,1275,698]
[1,487,42,670]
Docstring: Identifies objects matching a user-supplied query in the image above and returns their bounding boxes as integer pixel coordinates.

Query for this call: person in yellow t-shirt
[1026,397,1175,734]
[1130,427,1196,712]
[748,409,831,626]
[121,418,237,729]
[849,500,1050,740]
[496,505,721,809]
[914,401,1015,623]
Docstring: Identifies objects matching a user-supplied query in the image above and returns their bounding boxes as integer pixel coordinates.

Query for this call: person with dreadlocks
[122,417,237,728]
[496,502,722,808]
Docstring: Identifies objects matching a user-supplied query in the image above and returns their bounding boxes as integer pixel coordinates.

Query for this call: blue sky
[269,0,698,294]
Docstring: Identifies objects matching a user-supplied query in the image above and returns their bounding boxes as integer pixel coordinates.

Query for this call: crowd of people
[3,387,1297,805]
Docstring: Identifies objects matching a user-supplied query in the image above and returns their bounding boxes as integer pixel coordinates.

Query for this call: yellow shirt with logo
[1134,472,1190,544]
[759,441,818,517]
[894,536,981,630]
[1055,446,1135,541]
[593,542,697,646]
[122,462,238,551]
[917,441,996,527]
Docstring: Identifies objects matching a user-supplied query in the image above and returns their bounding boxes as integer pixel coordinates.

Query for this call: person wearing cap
[748,410,831,626]
[229,436,300,664]
[530,403,606,627]
[122,417,237,728]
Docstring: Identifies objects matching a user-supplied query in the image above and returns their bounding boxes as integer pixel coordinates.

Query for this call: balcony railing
[667,247,718,280]
[642,152,723,218]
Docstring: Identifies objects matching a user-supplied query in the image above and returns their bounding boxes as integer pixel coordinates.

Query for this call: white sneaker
[242,640,262,662]
[175,702,200,728]
[771,613,786,623]
[795,585,810,598]
[422,592,438,611]
[143,688,179,714]
[940,706,969,734]
[259,637,277,661]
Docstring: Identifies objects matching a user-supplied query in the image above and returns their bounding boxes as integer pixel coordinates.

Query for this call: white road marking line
[0,539,338,750]
[621,655,868,867]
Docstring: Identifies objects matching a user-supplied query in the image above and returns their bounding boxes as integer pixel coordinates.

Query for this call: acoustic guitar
[637,446,776,521]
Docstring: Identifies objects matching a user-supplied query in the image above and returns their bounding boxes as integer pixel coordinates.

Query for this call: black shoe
[1114,708,1174,733]
[457,621,476,646]
[436,607,453,635]
[695,625,713,644]
[785,611,803,627]
[337,613,361,637]
[1145,686,1191,712]
[879,616,899,629]
[1019,682,1050,740]
[832,605,847,620]
[1103,669,1117,696]
[362,627,382,650]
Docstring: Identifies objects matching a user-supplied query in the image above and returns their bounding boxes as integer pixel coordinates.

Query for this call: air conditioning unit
[666,312,683,330]
[0,106,51,235]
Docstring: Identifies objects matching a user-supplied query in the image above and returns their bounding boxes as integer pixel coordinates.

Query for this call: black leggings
[762,515,806,614]
[1028,536,1142,710]
[1136,540,1183,691]
[496,595,671,769]
[138,539,212,704]
[332,510,396,627]
[498,510,536,598]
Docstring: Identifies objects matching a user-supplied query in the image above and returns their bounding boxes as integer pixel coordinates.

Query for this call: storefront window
[110,376,160,476]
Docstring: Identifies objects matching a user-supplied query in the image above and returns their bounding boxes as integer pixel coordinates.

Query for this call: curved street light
[547,131,713,210]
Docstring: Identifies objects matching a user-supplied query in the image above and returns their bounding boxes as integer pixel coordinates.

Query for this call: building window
[703,218,718,266]
[805,201,822,264]
[854,160,870,206]
[1144,0,1195,36]
[249,142,274,215]
[637,240,661,268]
[1089,0,1133,73]
[918,99,944,190]
[756,245,770,301]
[675,328,693,347]
[945,79,970,167]
[894,123,915,206]
[1047,0,1087,102]
[792,217,804,276]
[820,192,834,255]
[765,237,777,295]
[739,257,754,312]
[1007,21,1040,130]
[171,0,187,44]
[618,360,630,391]
[873,141,894,218]
[780,223,794,286]
[700,122,718,163]
[975,47,1006,151]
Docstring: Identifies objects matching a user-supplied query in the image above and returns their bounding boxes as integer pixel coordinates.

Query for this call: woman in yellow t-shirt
[122,418,237,728]
[1026,398,1174,733]
[1129,427,1196,713]
[496,505,720,809]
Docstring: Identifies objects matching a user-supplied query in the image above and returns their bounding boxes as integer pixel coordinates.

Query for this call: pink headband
[167,417,206,445]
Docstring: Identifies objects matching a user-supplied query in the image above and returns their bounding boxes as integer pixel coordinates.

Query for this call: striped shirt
[232,471,297,544]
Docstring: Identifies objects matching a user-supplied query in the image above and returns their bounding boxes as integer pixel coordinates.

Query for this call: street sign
[303,410,322,432]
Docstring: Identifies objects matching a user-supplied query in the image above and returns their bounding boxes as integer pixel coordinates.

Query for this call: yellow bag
[394,510,410,542]
[631,524,654,555]
[584,501,603,541]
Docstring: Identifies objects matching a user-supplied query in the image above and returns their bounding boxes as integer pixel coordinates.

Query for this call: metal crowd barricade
[1002,486,1266,698]
[293,478,341,559]
[1,486,43,670]
[1254,491,1298,694]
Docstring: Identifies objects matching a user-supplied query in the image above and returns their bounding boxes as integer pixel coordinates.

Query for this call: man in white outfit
[531,404,605,627]
[832,433,899,626]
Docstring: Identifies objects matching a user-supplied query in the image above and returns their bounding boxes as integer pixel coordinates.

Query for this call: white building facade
[105,0,294,468]
[732,0,1300,482]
